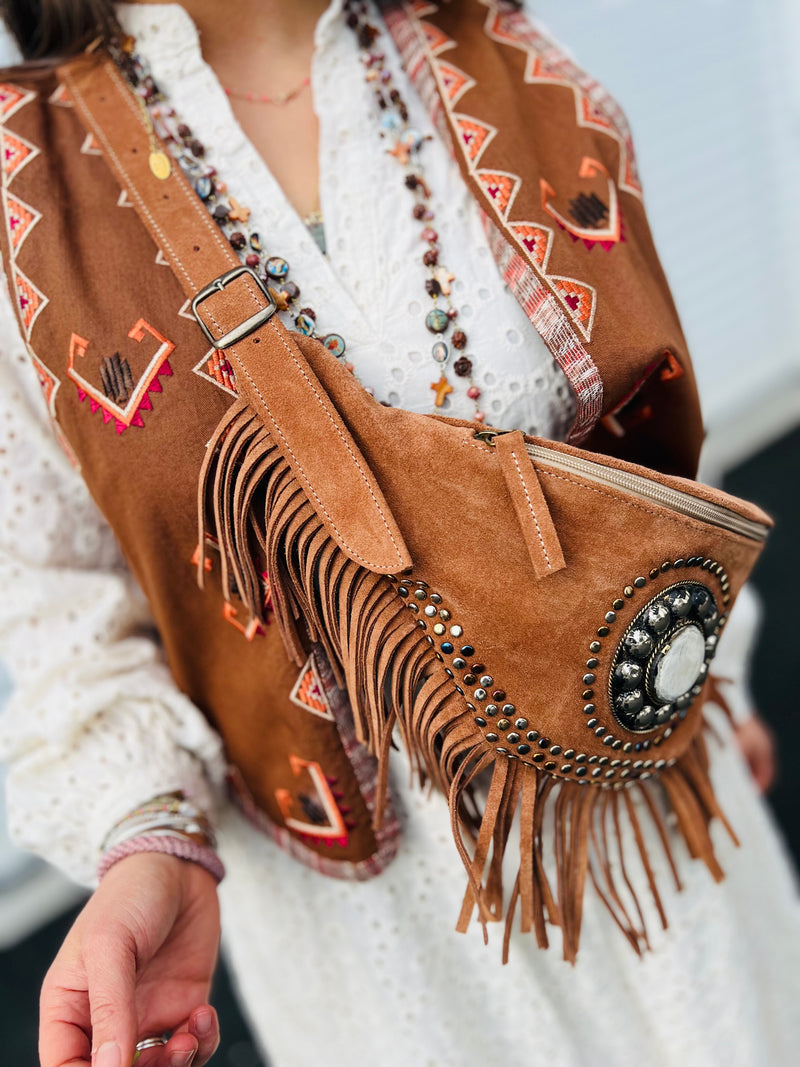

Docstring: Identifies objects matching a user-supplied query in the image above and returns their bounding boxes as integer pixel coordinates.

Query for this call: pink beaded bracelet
[97,833,226,883]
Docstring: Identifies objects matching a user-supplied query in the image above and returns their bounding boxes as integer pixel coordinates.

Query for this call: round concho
[610,582,720,733]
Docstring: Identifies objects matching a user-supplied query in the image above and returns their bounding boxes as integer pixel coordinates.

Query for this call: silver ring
[136,1036,169,1051]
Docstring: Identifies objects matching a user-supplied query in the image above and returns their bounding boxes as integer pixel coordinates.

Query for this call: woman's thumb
[84,924,139,1067]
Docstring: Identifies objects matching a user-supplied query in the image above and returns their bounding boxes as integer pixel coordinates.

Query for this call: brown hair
[0,0,117,60]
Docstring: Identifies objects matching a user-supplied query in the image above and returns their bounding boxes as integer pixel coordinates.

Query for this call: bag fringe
[197,399,737,962]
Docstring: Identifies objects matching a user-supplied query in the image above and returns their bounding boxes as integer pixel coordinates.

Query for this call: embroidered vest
[0,0,702,879]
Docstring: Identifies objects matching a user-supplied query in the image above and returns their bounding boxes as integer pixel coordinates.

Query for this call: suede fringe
[197,399,735,962]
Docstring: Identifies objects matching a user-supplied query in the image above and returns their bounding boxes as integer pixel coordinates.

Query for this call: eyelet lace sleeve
[0,267,227,887]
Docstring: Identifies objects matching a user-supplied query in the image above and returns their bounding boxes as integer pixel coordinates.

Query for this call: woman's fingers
[83,923,140,1067]
[188,1005,221,1065]
[735,714,777,794]
[39,967,92,1066]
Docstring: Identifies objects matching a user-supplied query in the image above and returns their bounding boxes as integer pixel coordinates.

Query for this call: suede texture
[0,21,769,911]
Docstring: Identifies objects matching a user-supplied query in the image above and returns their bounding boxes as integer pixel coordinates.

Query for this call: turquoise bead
[323,333,346,357]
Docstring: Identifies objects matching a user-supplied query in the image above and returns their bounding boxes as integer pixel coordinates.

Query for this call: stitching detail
[536,467,750,544]
[66,59,405,570]
[67,62,265,311]
[228,322,406,570]
[510,447,551,569]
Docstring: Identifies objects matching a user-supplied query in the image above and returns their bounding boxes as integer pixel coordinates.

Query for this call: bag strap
[61,52,412,576]
[494,431,566,580]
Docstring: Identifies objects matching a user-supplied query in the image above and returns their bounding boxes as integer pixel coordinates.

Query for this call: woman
[0,2,797,1066]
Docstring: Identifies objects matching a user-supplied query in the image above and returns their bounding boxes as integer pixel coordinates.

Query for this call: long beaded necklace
[109,2,485,420]
[343,0,484,419]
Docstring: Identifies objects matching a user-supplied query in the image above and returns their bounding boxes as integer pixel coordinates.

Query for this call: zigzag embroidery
[480,1,642,200]
[452,113,497,165]
[1,129,38,188]
[432,60,475,107]
[0,83,36,123]
[48,83,73,108]
[475,169,521,222]
[2,188,41,254]
[548,274,598,340]
[388,1,604,428]
[27,348,81,470]
[405,4,600,340]
[417,18,455,57]
[12,265,48,341]
[289,654,334,720]
[80,132,102,156]
[193,347,237,397]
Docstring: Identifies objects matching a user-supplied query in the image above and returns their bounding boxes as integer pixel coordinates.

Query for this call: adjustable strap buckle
[191,266,276,350]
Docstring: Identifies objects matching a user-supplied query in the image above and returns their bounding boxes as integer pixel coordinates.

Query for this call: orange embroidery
[275,755,349,846]
[67,319,175,435]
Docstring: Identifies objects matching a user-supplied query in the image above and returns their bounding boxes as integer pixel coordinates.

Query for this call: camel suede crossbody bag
[57,36,772,962]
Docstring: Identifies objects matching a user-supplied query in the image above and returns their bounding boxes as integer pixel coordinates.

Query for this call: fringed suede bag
[64,45,771,963]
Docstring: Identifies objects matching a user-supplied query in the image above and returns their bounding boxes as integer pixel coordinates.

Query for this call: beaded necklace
[110,1,485,419]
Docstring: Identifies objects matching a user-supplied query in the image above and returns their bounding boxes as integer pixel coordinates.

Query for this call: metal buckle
[191,266,276,350]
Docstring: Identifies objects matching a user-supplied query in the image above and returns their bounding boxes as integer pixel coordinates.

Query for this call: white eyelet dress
[0,4,799,1066]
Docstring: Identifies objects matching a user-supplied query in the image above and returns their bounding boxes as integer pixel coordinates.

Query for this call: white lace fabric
[0,2,798,1064]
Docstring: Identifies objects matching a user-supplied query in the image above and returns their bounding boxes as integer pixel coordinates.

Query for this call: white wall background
[531,0,800,467]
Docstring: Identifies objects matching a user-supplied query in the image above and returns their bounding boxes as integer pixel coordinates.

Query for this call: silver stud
[439,609,451,621]
[452,657,466,669]
[414,589,426,600]
[480,675,493,687]
[450,625,463,637]
[430,593,442,604]
[484,704,498,716]
[474,688,487,701]
[424,605,437,617]
[433,623,445,636]
[515,718,529,730]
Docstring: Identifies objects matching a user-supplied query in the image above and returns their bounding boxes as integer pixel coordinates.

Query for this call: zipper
[475,430,769,543]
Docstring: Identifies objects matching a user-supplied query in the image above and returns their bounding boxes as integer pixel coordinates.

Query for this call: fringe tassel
[198,400,737,963]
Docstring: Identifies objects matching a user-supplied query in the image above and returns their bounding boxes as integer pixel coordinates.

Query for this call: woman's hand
[735,713,778,794]
[40,852,222,1067]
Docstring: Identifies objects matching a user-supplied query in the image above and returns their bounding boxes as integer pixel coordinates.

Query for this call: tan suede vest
[0,0,702,878]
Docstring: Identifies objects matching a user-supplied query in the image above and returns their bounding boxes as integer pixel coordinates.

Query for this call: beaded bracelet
[98,792,224,883]
[102,792,218,852]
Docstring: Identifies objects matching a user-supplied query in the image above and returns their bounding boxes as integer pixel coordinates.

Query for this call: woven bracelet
[97,832,226,883]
